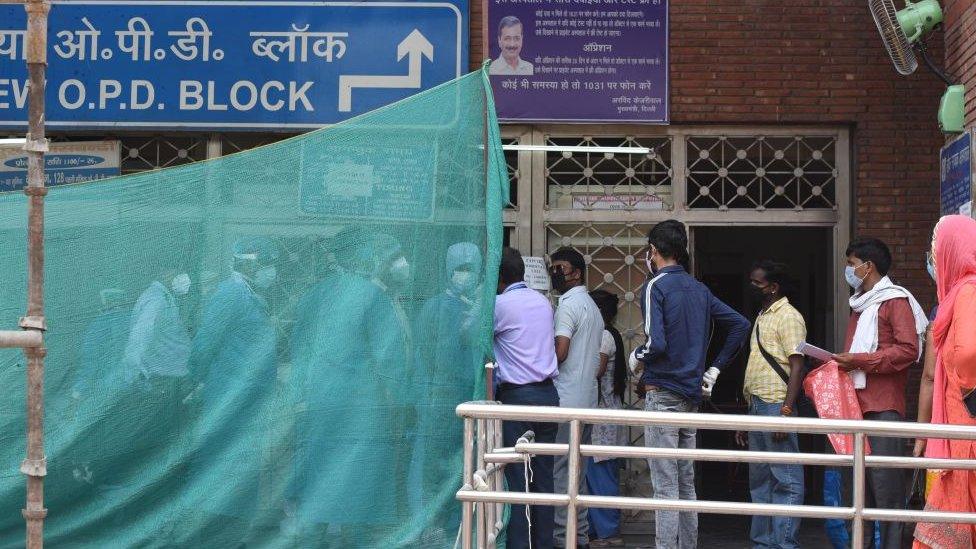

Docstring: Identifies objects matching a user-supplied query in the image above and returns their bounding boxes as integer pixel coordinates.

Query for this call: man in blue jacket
[632,220,750,549]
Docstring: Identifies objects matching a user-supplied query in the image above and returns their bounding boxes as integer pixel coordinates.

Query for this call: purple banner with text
[486,0,668,123]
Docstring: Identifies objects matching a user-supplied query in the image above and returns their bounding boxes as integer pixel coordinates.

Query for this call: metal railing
[455,401,976,549]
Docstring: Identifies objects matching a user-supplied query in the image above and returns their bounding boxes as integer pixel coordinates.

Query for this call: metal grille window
[545,135,672,211]
[46,134,209,174]
[546,222,651,350]
[119,136,209,174]
[686,135,838,210]
[221,134,291,155]
[502,137,519,209]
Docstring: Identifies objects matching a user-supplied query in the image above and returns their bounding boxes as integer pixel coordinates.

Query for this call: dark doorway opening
[691,226,833,507]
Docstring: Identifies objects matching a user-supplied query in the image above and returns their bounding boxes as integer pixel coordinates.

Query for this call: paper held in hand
[795,342,833,362]
[796,342,866,389]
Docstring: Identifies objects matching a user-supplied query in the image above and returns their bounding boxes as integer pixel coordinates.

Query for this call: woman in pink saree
[914,214,976,549]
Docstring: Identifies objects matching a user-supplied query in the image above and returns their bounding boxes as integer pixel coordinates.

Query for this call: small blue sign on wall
[0,140,120,191]
[0,0,468,130]
[940,130,973,217]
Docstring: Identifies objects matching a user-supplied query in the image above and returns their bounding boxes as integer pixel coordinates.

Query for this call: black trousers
[497,381,560,549]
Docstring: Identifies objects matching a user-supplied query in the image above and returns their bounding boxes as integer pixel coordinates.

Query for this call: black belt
[498,378,554,392]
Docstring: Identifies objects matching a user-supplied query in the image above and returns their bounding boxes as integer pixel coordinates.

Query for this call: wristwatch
[780,404,793,416]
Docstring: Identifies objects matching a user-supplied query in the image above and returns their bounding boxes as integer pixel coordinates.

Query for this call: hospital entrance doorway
[691,226,834,506]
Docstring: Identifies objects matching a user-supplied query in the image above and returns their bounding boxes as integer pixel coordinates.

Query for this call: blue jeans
[644,388,698,549]
[748,396,804,549]
[585,457,620,539]
[498,381,560,549]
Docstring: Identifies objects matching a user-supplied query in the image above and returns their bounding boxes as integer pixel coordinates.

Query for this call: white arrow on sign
[337,29,434,112]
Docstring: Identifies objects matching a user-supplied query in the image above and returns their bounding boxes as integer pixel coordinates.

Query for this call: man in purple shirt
[494,247,560,549]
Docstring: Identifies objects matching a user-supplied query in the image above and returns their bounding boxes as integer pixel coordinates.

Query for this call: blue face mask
[926,258,936,282]
[845,263,865,290]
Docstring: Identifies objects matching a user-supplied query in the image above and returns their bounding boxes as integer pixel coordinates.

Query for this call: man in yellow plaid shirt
[734,261,807,549]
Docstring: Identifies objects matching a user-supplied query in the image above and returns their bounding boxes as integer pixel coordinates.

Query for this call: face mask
[749,284,767,301]
[550,267,567,292]
[646,249,660,275]
[171,273,191,296]
[387,257,411,286]
[926,254,937,282]
[845,263,865,290]
[451,270,476,293]
[254,265,277,289]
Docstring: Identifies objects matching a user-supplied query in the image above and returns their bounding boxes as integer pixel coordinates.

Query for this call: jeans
[748,396,804,549]
[553,422,593,546]
[644,388,698,549]
[839,410,907,549]
[498,381,560,549]
[585,458,621,539]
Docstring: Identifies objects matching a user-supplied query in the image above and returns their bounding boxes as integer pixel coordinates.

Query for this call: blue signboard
[0,140,120,190]
[0,0,468,130]
[940,130,972,217]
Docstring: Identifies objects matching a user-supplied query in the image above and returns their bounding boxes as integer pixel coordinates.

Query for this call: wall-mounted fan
[870,0,965,132]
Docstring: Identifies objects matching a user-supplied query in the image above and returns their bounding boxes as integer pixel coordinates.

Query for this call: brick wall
[472,0,944,306]
[945,0,976,126]
[473,2,946,419]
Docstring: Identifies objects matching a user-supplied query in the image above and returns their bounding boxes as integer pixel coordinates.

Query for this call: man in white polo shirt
[549,247,604,548]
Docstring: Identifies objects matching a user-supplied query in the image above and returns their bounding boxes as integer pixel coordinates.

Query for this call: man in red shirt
[832,238,928,549]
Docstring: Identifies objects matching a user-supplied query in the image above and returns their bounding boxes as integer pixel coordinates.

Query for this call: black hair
[751,260,795,296]
[499,247,525,285]
[677,249,690,272]
[550,247,586,283]
[845,238,893,276]
[589,289,627,399]
[498,16,522,36]
[647,220,688,261]
[590,289,618,325]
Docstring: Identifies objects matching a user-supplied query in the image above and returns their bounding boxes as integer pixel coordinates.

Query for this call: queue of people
[76,212,974,547]
[493,215,976,549]
[74,229,495,546]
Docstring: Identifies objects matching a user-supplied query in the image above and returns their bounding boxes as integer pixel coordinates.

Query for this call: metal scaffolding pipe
[497,442,976,471]
[456,403,976,439]
[462,418,474,549]
[21,0,50,547]
[0,330,43,348]
[501,144,653,154]
[852,433,866,549]
[565,420,581,549]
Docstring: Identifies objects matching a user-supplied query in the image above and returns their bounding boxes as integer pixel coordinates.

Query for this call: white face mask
[171,273,191,296]
[645,249,658,274]
[387,257,411,286]
[845,263,866,290]
[451,270,476,293]
[253,265,277,288]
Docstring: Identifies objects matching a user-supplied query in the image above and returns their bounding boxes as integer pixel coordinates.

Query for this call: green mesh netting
[0,68,508,548]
